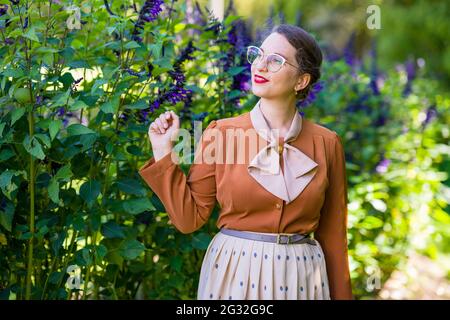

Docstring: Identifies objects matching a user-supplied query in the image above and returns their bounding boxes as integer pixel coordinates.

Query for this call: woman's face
[251,32,304,100]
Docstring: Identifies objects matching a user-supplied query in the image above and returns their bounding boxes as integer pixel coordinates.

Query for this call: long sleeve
[138,121,218,234]
[314,132,353,300]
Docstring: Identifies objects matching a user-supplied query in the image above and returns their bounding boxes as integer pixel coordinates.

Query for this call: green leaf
[96,244,108,261]
[79,180,101,205]
[69,99,89,111]
[100,99,119,114]
[223,15,240,27]
[119,239,145,260]
[48,178,60,204]
[153,57,172,69]
[106,26,116,35]
[67,60,90,69]
[125,98,148,110]
[124,41,141,49]
[101,221,125,239]
[51,89,71,108]
[23,28,39,42]
[91,79,108,95]
[0,149,14,162]
[122,198,155,215]
[192,232,212,250]
[115,179,146,196]
[23,135,45,160]
[48,271,63,284]
[59,72,75,90]
[37,225,50,237]
[358,216,384,230]
[0,201,14,232]
[49,120,62,140]
[81,248,93,266]
[78,133,98,151]
[126,145,143,156]
[66,123,96,136]
[51,231,67,256]
[55,164,73,180]
[34,47,60,55]
[174,23,186,33]
[10,107,26,126]
[205,74,218,86]
[227,66,247,76]
[8,29,23,39]
[169,256,183,272]
[225,89,242,100]
[35,133,51,148]
[148,42,163,59]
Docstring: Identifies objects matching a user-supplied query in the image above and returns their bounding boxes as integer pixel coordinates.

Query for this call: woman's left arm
[314,132,353,300]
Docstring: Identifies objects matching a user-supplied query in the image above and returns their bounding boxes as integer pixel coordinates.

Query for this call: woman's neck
[259,97,297,137]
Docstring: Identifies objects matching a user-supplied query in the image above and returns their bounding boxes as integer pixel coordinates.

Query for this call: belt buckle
[276,233,292,244]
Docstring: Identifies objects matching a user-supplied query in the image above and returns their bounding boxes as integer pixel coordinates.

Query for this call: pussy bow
[247,100,318,204]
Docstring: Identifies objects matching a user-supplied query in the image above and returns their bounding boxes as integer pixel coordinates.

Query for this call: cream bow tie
[247,100,318,204]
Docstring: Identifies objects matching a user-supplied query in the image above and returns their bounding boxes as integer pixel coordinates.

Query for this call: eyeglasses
[246,46,300,73]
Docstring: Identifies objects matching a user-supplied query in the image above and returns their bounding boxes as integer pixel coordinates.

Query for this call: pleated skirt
[197,230,331,300]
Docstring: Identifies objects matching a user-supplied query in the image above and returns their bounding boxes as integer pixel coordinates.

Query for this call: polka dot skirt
[197,230,331,300]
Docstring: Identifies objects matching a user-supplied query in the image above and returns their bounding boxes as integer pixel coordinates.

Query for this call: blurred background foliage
[0,0,448,300]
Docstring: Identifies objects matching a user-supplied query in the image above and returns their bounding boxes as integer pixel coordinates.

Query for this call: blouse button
[275,203,282,210]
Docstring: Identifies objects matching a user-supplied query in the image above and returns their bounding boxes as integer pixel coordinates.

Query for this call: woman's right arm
[138,111,218,234]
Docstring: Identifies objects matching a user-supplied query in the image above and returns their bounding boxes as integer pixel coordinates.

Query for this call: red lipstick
[254,74,269,84]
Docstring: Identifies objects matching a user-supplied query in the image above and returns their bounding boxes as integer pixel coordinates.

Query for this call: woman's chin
[251,88,270,98]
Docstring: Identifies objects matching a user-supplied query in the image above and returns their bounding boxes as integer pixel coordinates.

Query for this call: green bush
[0,0,448,300]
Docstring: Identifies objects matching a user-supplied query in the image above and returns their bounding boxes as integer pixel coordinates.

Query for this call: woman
[139,24,353,300]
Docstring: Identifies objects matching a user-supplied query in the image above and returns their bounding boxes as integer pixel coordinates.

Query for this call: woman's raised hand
[148,110,180,161]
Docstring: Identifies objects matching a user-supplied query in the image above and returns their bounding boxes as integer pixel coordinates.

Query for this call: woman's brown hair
[265,24,323,101]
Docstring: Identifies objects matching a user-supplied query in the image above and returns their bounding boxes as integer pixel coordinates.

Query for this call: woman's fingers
[149,111,179,135]
[149,121,159,134]
[159,112,169,129]
[155,118,165,133]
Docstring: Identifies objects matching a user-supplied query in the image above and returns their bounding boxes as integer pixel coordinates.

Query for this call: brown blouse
[138,102,353,300]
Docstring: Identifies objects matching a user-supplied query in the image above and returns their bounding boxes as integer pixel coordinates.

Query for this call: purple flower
[132,0,164,43]
[193,1,206,26]
[295,11,302,26]
[278,11,286,24]
[36,95,43,105]
[343,32,356,66]
[149,99,161,113]
[125,68,146,77]
[179,41,195,62]
[141,0,164,22]
[220,17,252,108]
[297,81,325,108]
[52,106,76,128]
[118,109,132,126]
[204,8,222,35]
[168,67,186,85]
[369,39,380,95]
[402,59,416,96]
[0,4,8,16]
[375,158,391,174]
[74,77,83,85]
[421,105,437,130]
[149,85,192,113]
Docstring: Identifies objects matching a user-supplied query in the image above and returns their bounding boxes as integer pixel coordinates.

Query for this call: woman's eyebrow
[260,47,288,59]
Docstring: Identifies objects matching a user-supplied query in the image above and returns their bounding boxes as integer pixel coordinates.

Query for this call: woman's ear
[295,73,311,91]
